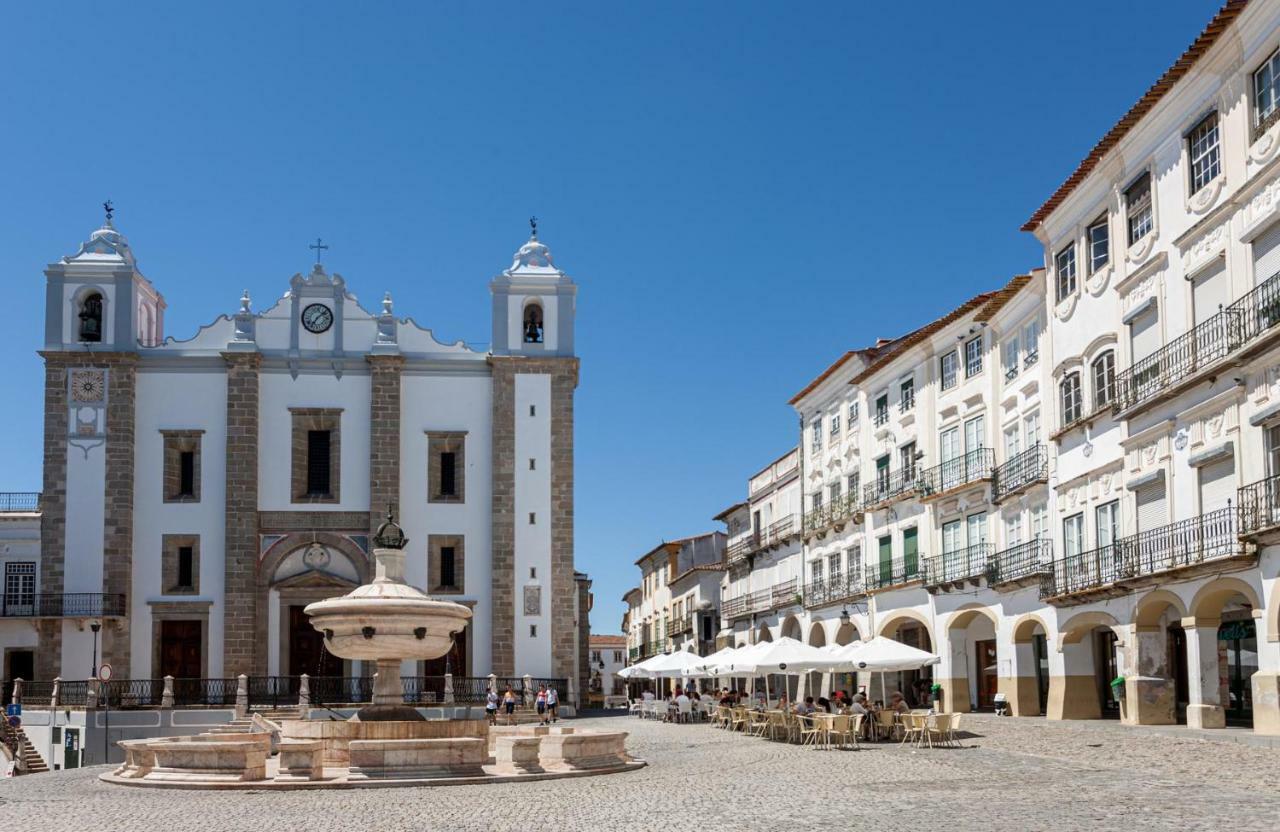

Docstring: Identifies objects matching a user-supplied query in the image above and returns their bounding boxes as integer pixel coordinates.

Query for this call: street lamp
[89,621,101,679]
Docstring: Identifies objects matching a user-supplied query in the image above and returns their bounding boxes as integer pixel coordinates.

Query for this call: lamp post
[89,621,101,679]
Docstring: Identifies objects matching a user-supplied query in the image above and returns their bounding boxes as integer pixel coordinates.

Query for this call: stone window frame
[162,534,201,595]
[291,408,342,504]
[427,430,467,504]
[427,534,465,595]
[161,430,204,503]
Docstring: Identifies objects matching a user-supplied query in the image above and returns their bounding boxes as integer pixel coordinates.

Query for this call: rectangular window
[440,546,456,589]
[899,378,914,412]
[875,455,890,490]
[942,519,963,554]
[846,471,859,496]
[827,551,841,578]
[1031,503,1049,539]
[1187,113,1221,195]
[874,393,889,426]
[429,536,463,594]
[829,480,842,502]
[812,491,823,511]
[811,419,823,450]
[1063,513,1084,557]
[1255,48,1280,130]
[1095,501,1119,547]
[177,545,194,590]
[291,408,341,503]
[810,559,824,584]
[1092,351,1116,410]
[940,351,958,390]
[964,415,985,452]
[428,431,466,504]
[1024,410,1041,447]
[1126,172,1153,245]
[967,511,987,546]
[3,563,35,612]
[162,430,203,503]
[1023,319,1040,367]
[1087,215,1110,274]
[440,451,457,496]
[178,451,195,498]
[1002,336,1019,381]
[306,430,332,496]
[1267,424,1280,477]
[899,441,917,478]
[964,336,983,377]
[848,401,859,425]
[902,526,918,575]
[1060,373,1082,426]
[1005,513,1022,547]
[1003,425,1021,460]
[1055,244,1077,302]
[830,412,841,436]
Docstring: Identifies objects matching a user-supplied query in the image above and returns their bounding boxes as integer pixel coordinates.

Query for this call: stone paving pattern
[3,714,1278,831]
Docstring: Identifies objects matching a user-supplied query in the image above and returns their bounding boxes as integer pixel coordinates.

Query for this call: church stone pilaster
[222,352,262,676]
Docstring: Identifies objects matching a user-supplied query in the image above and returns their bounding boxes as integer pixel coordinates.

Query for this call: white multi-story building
[4,211,585,690]
[588,634,627,701]
[622,532,724,664]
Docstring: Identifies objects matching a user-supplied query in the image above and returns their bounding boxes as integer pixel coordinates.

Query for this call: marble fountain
[102,511,640,789]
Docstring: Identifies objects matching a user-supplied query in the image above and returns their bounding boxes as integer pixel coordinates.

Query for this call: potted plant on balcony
[1109,675,1126,701]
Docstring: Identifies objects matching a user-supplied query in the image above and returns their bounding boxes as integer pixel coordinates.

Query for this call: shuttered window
[1134,481,1167,532]
[1253,220,1280,285]
[1129,306,1160,364]
[1198,455,1236,513]
[1191,259,1229,326]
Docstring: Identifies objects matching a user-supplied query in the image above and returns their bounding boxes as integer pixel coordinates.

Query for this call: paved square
[2,714,1277,831]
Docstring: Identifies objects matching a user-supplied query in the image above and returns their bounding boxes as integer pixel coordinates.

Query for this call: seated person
[817,696,832,713]
[795,696,817,715]
[848,693,870,715]
[889,691,911,714]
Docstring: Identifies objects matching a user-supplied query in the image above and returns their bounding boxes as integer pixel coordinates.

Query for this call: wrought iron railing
[246,676,299,708]
[802,572,866,609]
[863,467,919,507]
[760,515,797,548]
[665,615,692,638]
[988,538,1052,585]
[310,676,374,706]
[994,444,1048,502]
[102,679,166,708]
[873,409,890,427]
[0,593,126,618]
[56,681,89,707]
[1239,474,1280,536]
[171,677,237,707]
[922,543,992,586]
[771,578,799,609]
[1114,271,1280,413]
[725,537,755,564]
[1041,507,1245,599]
[721,595,748,620]
[802,493,861,533]
[865,557,921,590]
[918,448,995,498]
[0,493,39,512]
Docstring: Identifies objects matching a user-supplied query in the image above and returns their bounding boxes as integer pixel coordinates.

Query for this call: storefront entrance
[975,639,998,709]
[1093,629,1120,718]
[1220,619,1256,727]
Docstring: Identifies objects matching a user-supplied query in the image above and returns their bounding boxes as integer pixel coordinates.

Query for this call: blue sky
[1,1,1219,630]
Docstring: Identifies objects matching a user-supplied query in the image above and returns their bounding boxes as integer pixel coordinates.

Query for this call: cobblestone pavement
[3,714,1278,832]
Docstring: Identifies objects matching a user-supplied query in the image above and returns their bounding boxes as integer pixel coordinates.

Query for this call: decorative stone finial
[382,292,393,315]
[373,504,408,550]
[240,290,252,314]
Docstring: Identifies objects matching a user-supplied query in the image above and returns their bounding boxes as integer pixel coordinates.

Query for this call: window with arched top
[523,302,544,344]
[1091,351,1116,411]
[79,292,103,342]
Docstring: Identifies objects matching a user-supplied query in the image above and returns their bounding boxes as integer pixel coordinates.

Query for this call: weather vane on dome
[310,236,329,265]
[529,216,538,239]
[103,200,114,223]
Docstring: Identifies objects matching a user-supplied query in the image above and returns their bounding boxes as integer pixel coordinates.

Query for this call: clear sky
[1,1,1221,632]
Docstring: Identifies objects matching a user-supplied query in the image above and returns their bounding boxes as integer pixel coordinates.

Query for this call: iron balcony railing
[665,615,692,638]
[1238,474,1280,536]
[1041,507,1246,599]
[760,516,797,548]
[802,493,861,534]
[993,444,1049,502]
[0,493,39,512]
[865,557,921,590]
[1024,347,1039,369]
[725,537,754,564]
[918,448,995,498]
[0,593,126,618]
[1114,271,1280,413]
[771,577,799,609]
[922,543,992,587]
[988,538,1052,586]
[721,595,748,620]
[863,467,919,507]
[802,571,866,609]
[873,409,890,427]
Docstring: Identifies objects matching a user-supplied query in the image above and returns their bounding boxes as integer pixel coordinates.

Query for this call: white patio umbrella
[682,646,740,679]
[834,636,940,705]
[730,637,845,676]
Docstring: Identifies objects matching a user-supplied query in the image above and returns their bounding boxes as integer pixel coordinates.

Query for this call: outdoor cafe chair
[926,713,955,748]
[782,711,801,743]
[747,710,771,738]
[714,705,731,729]
[628,699,642,717]
[730,707,749,733]
[846,713,863,749]
[901,712,929,747]
[797,714,823,747]
[825,713,853,749]
[875,709,900,742]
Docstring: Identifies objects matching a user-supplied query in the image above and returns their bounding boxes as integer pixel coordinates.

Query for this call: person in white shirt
[674,692,692,723]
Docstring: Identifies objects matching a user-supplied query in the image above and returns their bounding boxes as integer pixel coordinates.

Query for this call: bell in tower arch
[523,302,544,344]
[79,293,103,342]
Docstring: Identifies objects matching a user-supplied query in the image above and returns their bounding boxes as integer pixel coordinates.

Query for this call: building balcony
[1113,271,1280,416]
[922,543,992,592]
[865,558,922,592]
[728,516,800,567]
[993,444,1048,503]
[917,448,995,502]
[721,595,749,621]
[987,538,1052,589]
[1040,507,1253,605]
[725,537,754,566]
[0,492,39,512]
[665,615,692,638]
[722,578,800,620]
[0,593,125,618]
[1239,474,1280,539]
[802,493,862,537]
[770,577,800,610]
[862,468,920,509]
[802,572,866,609]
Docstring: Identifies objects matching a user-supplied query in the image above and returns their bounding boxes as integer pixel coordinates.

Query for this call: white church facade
[8,212,583,690]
